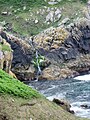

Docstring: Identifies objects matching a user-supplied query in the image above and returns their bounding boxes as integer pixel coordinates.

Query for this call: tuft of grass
[0,69,42,99]
[1,44,11,51]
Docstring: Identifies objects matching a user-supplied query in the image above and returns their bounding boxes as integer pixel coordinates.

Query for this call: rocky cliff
[0,30,13,75]
[0,27,36,81]
[36,18,90,80]
[0,18,90,81]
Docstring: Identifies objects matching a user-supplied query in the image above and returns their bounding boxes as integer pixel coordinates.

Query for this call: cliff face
[0,31,13,74]
[0,18,90,81]
[36,18,90,80]
[0,27,36,81]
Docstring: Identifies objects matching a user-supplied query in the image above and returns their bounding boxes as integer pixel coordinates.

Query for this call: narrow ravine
[29,74,90,119]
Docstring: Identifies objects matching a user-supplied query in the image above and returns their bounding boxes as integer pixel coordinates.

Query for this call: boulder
[80,104,89,109]
[35,19,39,24]
[46,11,54,22]
[59,18,70,26]
[53,98,74,114]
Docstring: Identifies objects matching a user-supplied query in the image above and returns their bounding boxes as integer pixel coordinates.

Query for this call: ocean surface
[29,74,90,118]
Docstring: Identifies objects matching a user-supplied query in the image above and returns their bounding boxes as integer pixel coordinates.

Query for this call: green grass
[0,0,46,8]
[0,70,88,120]
[0,0,87,36]
[0,43,11,51]
[0,69,42,99]
[1,44,11,51]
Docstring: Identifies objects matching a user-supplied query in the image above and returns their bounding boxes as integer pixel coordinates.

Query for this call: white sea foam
[47,93,66,101]
[70,102,90,118]
[74,74,90,81]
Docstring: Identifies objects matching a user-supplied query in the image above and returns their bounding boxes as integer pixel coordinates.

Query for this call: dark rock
[53,98,74,114]
[46,51,60,62]
[80,104,89,109]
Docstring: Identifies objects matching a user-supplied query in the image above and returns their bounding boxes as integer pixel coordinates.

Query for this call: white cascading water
[35,50,42,81]
[29,38,42,81]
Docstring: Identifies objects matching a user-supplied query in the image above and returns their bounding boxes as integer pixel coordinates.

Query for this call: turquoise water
[29,74,90,118]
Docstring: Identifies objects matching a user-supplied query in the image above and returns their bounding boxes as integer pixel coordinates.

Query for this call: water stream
[29,74,90,118]
[35,50,42,81]
[29,38,42,81]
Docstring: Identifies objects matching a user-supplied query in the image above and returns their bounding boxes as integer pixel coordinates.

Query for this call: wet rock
[53,98,74,114]
[80,104,89,109]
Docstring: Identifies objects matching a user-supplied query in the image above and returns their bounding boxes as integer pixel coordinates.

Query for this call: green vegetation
[0,0,87,6]
[1,44,11,51]
[58,0,88,4]
[0,0,46,7]
[0,94,88,120]
[32,54,45,68]
[0,69,42,99]
[0,43,11,51]
[0,0,87,36]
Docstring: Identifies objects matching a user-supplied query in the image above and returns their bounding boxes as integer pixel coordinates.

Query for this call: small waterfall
[29,37,42,81]
[35,50,42,81]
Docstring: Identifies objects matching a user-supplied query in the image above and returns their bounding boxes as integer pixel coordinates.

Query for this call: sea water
[29,74,90,118]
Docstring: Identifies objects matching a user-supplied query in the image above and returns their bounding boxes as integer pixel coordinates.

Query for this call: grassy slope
[0,0,87,36]
[0,69,89,120]
[0,69,41,99]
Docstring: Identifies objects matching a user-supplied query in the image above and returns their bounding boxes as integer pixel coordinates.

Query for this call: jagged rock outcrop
[35,18,90,80]
[0,27,36,81]
[0,18,90,81]
[0,32,13,75]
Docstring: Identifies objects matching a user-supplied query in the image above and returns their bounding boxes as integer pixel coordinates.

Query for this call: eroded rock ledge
[0,18,90,81]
